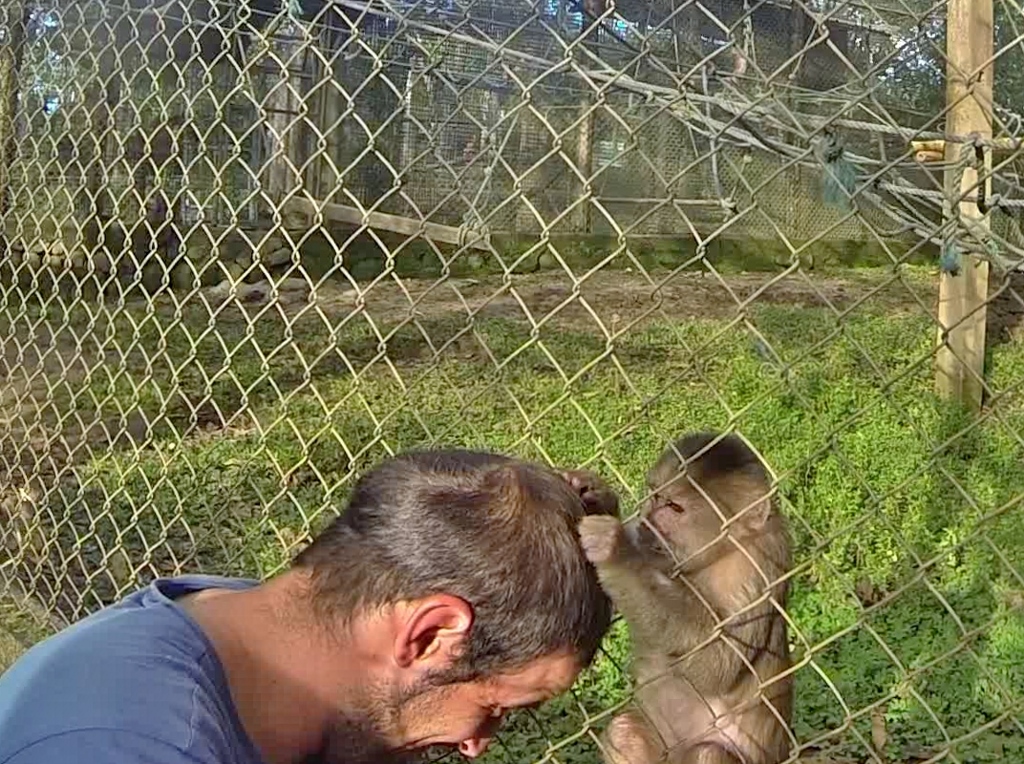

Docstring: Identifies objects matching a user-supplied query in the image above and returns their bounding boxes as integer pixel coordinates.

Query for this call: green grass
[0,626,25,674]
[3,266,1024,762]
[0,595,52,674]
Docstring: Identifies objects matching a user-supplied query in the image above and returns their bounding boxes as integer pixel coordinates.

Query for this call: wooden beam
[286,198,492,251]
[911,137,1020,163]
[934,0,994,411]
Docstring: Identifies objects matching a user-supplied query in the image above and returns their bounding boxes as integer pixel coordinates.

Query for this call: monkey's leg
[598,711,663,764]
[675,743,741,764]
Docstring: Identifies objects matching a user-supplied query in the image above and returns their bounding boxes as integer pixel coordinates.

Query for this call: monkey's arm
[596,553,775,695]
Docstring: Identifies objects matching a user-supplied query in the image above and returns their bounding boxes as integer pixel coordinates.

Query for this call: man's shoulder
[2,728,208,764]
[0,575,263,764]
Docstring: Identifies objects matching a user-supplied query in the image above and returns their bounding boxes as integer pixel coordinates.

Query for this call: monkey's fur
[579,432,793,764]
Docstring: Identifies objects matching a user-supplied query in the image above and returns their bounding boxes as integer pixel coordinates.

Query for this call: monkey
[578,432,793,764]
[561,467,621,518]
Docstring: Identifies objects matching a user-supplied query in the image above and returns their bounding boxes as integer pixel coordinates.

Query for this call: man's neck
[178,573,353,764]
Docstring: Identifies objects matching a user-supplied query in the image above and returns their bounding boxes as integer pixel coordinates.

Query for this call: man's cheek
[477,714,504,738]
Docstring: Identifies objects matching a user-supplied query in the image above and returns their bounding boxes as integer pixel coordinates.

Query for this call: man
[0,449,616,764]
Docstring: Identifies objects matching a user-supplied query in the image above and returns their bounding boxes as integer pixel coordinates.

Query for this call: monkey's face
[638,463,733,571]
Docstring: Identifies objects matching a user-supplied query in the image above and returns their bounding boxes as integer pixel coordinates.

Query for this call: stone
[221,233,256,264]
[69,249,88,271]
[276,276,310,293]
[91,250,112,274]
[218,260,247,283]
[185,236,214,263]
[171,261,197,292]
[141,260,165,293]
[512,251,540,274]
[205,279,270,305]
[240,280,270,303]
[262,246,294,268]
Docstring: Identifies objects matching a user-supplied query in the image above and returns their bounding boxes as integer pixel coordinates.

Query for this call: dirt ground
[2,267,941,392]
[310,267,939,330]
[0,267,941,535]
[0,267,941,443]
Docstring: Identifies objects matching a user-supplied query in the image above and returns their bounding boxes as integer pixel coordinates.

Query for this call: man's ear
[393,594,474,671]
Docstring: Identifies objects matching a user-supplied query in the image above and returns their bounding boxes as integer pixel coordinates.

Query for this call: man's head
[289,448,613,762]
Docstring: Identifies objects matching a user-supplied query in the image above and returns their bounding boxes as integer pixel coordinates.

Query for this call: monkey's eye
[664,500,685,514]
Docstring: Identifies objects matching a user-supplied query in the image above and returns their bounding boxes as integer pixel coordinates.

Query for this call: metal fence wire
[1,0,1024,761]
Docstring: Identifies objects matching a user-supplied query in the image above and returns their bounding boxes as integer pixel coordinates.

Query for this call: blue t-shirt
[0,575,268,764]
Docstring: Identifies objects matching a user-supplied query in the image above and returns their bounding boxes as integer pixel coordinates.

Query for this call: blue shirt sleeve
[2,729,209,764]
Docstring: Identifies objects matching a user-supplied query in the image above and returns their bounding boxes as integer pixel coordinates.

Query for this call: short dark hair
[292,448,612,679]
[659,432,769,484]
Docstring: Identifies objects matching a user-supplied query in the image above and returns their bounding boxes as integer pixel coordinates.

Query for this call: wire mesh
[1,0,1023,761]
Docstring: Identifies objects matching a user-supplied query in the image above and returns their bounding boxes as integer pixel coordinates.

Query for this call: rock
[512,251,540,274]
[218,260,247,283]
[25,252,42,269]
[141,260,165,293]
[204,279,270,304]
[100,221,128,255]
[260,233,286,252]
[537,252,557,270]
[185,235,214,262]
[49,240,66,256]
[276,276,310,293]
[262,246,294,268]
[91,250,112,274]
[273,277,311,306]
[107,550,132,586]
[221,232,256,263]
[45,253,63,269]
[171,261,197,292]
[69,249,88,271]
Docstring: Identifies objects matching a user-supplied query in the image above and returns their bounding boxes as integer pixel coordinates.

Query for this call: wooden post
[0,0,28,225]
[574,97,594,234]
[260,16,309,227]
[934,0,994,411]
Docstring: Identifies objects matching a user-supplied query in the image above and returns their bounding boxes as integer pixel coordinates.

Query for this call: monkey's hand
[561,469,620,516]
[579,514,626,565]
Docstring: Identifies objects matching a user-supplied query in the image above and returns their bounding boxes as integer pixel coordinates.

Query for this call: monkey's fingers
[578,514,623,564]
[582,488,620,516]
[601,712,661,764]
[560,469,620,516]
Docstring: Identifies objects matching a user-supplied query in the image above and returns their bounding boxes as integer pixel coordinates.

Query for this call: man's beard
[303,677,442,764]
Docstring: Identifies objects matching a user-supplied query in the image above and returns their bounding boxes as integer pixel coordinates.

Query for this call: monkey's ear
[744,496,773,528]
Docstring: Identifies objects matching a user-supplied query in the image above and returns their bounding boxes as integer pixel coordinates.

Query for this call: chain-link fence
[1,0,1024,760]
